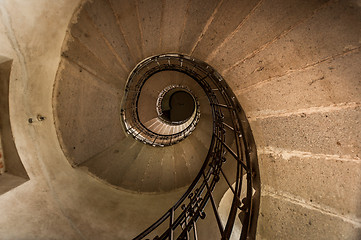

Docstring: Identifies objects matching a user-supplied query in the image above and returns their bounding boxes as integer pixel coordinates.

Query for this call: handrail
[121,58,202,146]
[123,54,260,239]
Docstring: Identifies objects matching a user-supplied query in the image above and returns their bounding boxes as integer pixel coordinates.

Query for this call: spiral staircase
[0,0,360,239]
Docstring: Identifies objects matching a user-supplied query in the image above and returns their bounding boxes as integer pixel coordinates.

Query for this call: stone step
[80,137,144,187]
[84,0,136,71]
[176,138,204,179]
[144,118,158,129]
[137,90,158,123]
[158,147,177,192]
[121,144,150,191]
[209,0,329,72]
[191,0,261,61]
[160,0,189,53]
[139,146,164,192]
[137,0,163,57]
[109,0,143,63]
[172,142,192,189]
[62,34,123,89]
[179,0,220,54]
[224,0,361,91]
[192,113,213,150]
[70,9,127,82]
[54,59,123,166]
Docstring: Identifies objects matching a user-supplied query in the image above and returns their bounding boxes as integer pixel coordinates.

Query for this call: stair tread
[179,0,220,54]
[137,0,163,57]
[159,147,176,192]
[120,144,150,191]
[84,0,135,70]
[160,0,189,53]
[139,147,165,192]
[137,90,158,123]
[81,137,144,187]
[70,10,126,81]
[62,35,124,89]
[55,59,123,166]
[109,0,143,62]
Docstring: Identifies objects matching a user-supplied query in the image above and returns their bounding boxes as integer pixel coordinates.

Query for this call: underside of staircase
[0,0,360,239]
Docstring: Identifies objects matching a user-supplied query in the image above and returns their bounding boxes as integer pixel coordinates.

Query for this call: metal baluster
[169,208,174,240]
[192,221,198,240]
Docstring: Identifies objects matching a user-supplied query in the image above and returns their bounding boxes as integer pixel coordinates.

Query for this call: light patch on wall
[0,135,5,174]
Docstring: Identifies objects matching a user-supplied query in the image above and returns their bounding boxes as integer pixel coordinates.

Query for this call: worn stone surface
[238,50,361,116]
[257,195,361,240]
[138,0,163,57]
[254,106,361,159]
[140,146,164,192]
[80,137,140,187]
[160,0,189,53]
[173,143,192,189]
[258,152,361,219]
[225,0,361,91]
[84,0,135,71]
[121,145,151,191]
[192,0,260,60]
[62,35,125,89]
[70,8,127,80]
[54,59,123,165]
[179,0,219,54]
[208,0,328,71]
[109,0,143,62]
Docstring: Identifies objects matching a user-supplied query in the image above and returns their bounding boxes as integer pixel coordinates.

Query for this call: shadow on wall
[0,57,29,195]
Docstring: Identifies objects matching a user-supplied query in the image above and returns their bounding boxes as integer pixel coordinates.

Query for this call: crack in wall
[247,102,360,121]
[258,146,361,163]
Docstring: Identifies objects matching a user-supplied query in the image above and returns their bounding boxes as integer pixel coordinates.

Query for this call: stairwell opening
[0,58,29,195]
[158,87,196,124]
[121,55,205,147]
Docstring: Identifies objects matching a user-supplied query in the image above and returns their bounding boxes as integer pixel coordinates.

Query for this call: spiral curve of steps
[39,0,361,239]
[54,0,220,193]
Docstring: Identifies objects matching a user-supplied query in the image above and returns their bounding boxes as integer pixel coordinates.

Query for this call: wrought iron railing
[121,56,201,147]
[122,54,260,239]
